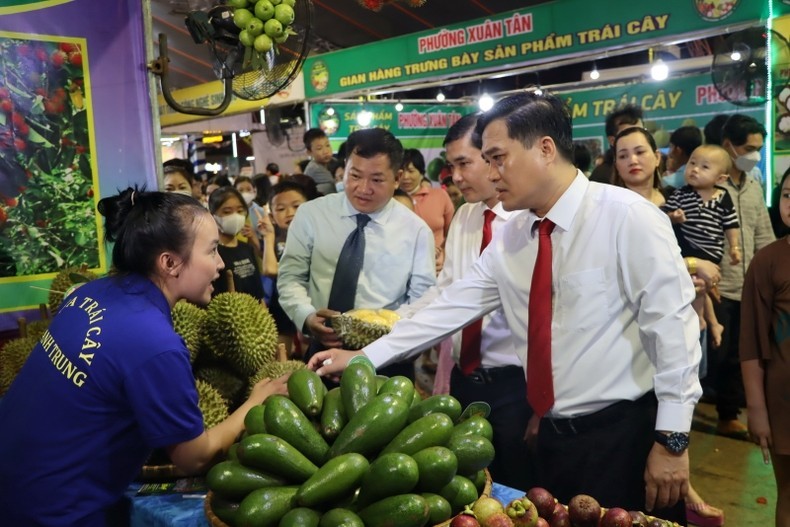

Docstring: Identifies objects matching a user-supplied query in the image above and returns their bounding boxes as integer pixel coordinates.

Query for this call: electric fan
[711,27,790,107]
[151,0,314,115]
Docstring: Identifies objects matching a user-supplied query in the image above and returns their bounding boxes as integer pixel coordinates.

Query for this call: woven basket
[204,469,492,527]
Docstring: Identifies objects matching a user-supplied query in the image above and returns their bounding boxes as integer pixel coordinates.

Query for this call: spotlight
[730,51,741,61]
[357,109,372,127]
[395,101,404,112]
[436,91,445,102]
[478,93,494,111]
[534,87,543,96]
[650,59,669,81]
[590,63,600,80]
[326,106,335,116]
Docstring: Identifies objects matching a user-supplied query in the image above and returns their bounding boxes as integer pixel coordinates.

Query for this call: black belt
[542,391,656,436]
[454,365,523,384]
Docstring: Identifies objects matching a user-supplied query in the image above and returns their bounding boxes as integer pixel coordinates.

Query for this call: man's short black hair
[703,114,729,146]
[573,143,592,173]
[345,128,404,172]
[303,128,328,151]
[265,162,279,174]
[268,180,311,209]
[669,126,703,156]
[476,91,574,163]
[444,113,482,149]
[721,114,767,146]
[605,104,644,138]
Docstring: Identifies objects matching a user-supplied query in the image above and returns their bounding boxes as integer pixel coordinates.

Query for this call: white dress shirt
[391,201,521,369]
[365,172,702,432]
[277,193,437,332]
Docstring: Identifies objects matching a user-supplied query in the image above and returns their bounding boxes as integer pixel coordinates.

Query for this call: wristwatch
[654,431,690,454]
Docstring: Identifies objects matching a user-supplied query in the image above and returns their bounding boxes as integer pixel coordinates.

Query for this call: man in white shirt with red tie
[309,92,700,522]
[396,113,534,491]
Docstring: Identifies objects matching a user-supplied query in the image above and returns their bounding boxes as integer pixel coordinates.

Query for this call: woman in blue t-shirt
[0,188,288,526]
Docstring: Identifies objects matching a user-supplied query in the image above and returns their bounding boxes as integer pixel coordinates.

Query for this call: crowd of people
[0,92,788,527]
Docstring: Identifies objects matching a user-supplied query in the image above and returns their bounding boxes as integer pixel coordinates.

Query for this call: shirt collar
[340,193,393,225]
[118,273,173,322]
[526,169,588,236]
[480,200,517,221]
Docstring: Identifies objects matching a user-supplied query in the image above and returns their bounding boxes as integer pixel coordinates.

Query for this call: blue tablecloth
[128,482,525,527]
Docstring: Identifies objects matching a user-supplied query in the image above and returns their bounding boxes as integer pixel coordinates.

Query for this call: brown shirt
[740,237,790,362]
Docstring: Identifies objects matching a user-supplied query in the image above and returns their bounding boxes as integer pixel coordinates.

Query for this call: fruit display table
[126,481,524,527]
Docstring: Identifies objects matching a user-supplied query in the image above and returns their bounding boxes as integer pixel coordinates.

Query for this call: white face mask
[241,191,256,205]
[171,189,193,197]
[214,213,246,236]
[729,145,760,173]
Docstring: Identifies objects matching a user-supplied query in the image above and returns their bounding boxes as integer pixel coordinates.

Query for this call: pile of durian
[173,291,304,430]
[331,308,400,350]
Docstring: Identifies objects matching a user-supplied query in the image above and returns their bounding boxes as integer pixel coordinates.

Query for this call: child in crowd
[259,181,311,356]
[234,175,267,260]
[302,129,337,195]
[662,144,741,348]
[208,187,265,301]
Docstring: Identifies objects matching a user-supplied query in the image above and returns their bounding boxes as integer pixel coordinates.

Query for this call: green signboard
[310,103,476,143]
[304,0,767,99]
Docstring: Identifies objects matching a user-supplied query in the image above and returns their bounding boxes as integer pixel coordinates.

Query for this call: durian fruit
[195,379,229,429]
[0,337,37,395]
[172,300,206,364]
[202,292,279,377]
[332,308,400,350]
[247,359,305,396]
[48,265,98,315]
[24,320,50,342]
[203,293,277,377]
[195,367,246,409]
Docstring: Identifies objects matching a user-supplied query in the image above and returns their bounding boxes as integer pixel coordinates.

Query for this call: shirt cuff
[363,341,390,369]
[294,306,317,335]
[655,401,696,432]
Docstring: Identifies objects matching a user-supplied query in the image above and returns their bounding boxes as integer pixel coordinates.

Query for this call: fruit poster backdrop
[0,1,158,330]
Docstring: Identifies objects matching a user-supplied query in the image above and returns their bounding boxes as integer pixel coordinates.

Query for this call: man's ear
[539,136,557,163]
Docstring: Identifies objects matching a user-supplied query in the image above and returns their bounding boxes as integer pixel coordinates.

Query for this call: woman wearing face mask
[234,176,267,255]
[208,187,265,300]
[163,166,195,197]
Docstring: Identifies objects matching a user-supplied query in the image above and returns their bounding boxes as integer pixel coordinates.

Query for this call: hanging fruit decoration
[357,0,427,12]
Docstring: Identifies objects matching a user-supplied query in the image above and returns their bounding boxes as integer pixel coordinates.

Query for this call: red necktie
[459,209,496,375]
[527,219,555,417]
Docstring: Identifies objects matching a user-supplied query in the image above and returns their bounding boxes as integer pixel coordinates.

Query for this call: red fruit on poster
[87,188,94,197]
[52,88,67,102]
[35,47,47,61]
[11,112,25,128]
[69,52,82,67]
[76,145,86,154]
[16,44,30,56]
[51,50,67,68]
[15,123,29,137]
[4,197,18,207]
[13,138,26,151]
[0,99,12,113]
[59,42,80,53]
[0,87,9,98]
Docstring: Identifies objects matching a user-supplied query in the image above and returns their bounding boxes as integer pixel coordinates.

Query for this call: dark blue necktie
[328,214,371,313]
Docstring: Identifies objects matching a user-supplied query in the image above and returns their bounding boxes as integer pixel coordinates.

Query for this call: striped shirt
[661,185,739,262]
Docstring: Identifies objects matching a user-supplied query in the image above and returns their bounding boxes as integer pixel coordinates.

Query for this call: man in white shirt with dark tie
[309,92,700,522]
[278,128,436,378]
[395,113,533,491]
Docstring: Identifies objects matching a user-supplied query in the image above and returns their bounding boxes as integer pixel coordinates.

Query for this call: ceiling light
[590,62,600,80]
[730,51,741,61]
[436,91,445,102]
[326,106,335,116]
[246,156,255,161]
[395,101,404,112]
[534,87,544,96]
[478,93,494,112]
[650,59,669,81]
[357,109,372,127]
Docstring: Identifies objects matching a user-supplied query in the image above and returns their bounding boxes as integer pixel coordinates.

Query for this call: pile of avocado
[206,362,495,527]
